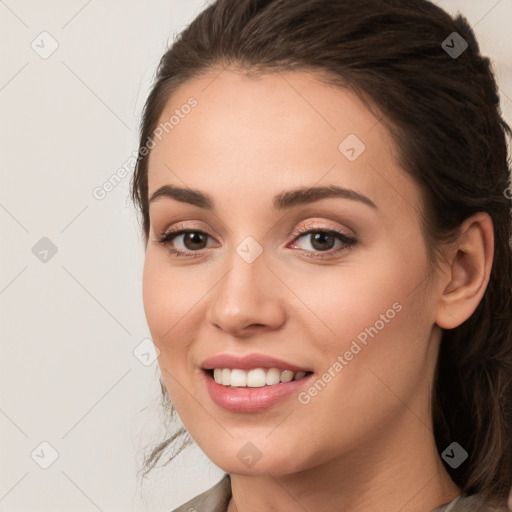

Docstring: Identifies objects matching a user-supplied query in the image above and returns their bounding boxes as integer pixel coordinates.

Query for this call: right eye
[156,228,217,258]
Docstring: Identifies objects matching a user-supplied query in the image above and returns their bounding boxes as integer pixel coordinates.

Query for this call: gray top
[172,474,232,512]
[171,474,511,512]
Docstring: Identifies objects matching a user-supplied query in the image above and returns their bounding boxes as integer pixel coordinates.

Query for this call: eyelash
[155,222,357,260]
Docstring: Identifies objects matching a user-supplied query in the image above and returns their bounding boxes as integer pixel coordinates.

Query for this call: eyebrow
[148,184,377,211]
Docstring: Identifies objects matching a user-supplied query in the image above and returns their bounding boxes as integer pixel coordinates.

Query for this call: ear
[435,212,494,330]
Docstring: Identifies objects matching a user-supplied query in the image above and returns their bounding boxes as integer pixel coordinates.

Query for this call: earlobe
[435,212,494,330]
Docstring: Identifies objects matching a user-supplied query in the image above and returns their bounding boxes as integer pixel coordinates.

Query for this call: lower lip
[201,370,314,413]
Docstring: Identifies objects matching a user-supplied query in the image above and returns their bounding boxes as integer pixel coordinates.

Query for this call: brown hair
[131,0,512,507]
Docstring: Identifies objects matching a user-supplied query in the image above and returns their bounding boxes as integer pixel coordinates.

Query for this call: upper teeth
[213,368,308,387]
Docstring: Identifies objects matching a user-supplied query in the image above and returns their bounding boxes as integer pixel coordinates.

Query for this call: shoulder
[170,474,232,512]
[431,493,512,512]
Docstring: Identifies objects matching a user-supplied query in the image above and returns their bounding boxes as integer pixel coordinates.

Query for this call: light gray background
[1,1,511,511]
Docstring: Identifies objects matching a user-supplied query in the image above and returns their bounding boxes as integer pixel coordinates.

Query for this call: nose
[206,248,287,338]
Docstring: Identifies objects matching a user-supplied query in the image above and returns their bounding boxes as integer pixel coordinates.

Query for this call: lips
[200,352,313,373]
[199,352,315,412]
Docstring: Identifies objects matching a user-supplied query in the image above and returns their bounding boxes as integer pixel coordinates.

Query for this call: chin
[203,442,310,478]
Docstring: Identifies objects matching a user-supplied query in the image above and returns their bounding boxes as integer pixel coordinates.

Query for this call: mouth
[201,366,316,413]
[203,367,314,388]
[200,352,315,412]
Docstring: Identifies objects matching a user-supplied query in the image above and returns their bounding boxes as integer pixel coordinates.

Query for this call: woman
[131,0,512,510]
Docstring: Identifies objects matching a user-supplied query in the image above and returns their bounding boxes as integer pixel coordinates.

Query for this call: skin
[142,67,493,512]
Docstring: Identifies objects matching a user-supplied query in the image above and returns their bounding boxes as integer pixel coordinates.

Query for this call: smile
[210,367,312,387]
[201,368,315,413]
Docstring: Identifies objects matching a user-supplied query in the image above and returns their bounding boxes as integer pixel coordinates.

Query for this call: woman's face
[142,68,445,476]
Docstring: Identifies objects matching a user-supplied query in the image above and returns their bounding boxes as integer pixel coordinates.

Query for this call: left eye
[291,230,350,252]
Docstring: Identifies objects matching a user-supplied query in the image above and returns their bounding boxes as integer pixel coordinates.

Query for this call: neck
[227,413,460,512]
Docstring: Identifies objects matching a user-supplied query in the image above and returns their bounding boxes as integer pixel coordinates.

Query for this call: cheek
[141,251,195,378]
[142,250,216,393]
[142,254,169,341]
[142,253,197,407]
[296,236,433,400]
[290,234,429,353]
[348,257,433,407]
[142,250,194,341]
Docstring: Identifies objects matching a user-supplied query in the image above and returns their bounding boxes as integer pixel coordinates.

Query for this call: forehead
[146,68,419,217]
